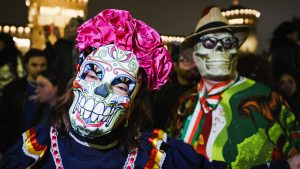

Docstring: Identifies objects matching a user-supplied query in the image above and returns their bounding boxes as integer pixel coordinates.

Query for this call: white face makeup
[69,44,140,138]
[193,32,238,81]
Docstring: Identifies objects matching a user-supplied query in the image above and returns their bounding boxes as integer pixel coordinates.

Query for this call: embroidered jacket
[0,126,226,169]
[168,76,300,169]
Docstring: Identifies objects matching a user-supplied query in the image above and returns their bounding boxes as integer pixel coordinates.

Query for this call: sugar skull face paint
[69,44,140,138]
[193,32,238,81]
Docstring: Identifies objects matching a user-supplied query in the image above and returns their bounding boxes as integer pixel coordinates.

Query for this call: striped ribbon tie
[181,77,238,148]
[198,79,235,114]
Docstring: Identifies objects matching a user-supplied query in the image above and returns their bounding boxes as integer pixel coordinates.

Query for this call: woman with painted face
[0,9,226,169]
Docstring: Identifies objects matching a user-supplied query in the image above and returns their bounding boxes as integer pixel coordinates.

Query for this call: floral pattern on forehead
[86,44,139,79]
[76,9,172,90]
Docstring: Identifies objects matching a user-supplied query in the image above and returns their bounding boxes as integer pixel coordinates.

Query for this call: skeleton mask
[193,32,238,81]
[69,44,140,138]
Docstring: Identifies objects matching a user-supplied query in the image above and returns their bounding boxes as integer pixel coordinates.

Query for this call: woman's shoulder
[0,125,51,169]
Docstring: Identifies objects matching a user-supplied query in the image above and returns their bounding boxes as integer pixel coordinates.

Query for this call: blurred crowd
[0,17,83,154]
[0,15,300,158]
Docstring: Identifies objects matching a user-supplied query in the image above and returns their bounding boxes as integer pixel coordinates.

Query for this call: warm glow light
[240,9,245,14]
[3,25,10,33]
[13,37,31,48]
[234,9,239,15]
[244,9,248,14]
[18,27,24,34]
[161,35,185,43]
[24,27,31,34]
[230,10,235,15]
[223,8,260,19]
[0,26,2,32]
[228,18,244,25]
[25,0,30,6]
[38,6,84,26]
[255,11,261,18]
[10,26,17,34]
[226,11,231,16]
[239,33,258,53]
[33,2,38,7]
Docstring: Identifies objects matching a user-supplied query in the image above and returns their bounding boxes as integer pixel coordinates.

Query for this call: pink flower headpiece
[76,9,172,90]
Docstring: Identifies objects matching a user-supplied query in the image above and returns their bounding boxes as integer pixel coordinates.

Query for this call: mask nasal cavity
[215,45,223,52]
[94,83,108,97]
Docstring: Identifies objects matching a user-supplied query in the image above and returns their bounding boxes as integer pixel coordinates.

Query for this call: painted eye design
[81,63,104,82]
[111,76,136,97]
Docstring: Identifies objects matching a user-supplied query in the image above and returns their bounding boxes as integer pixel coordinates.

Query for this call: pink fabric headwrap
[76,9,172,90]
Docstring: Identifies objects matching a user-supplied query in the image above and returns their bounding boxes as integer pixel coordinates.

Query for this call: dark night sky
[1,0,300,53]
[86,0,300,53]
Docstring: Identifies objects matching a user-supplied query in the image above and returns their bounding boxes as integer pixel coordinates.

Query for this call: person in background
[168,7,300,169]
[35,69,67,126]
[43,24,61,67]
[151,43,200,129]
[277,72,300,121]
[269,21,300,82]
[45,17,84,80]
[0,9,226,169]
[0,33,24,92]
[237,53,275,89]
[0,49,47,154]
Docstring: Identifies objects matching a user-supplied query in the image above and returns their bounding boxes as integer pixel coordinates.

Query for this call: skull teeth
[103,107,111,116]
[83,110,91,119]
[80,108,84,115]
[80,97,86,107]
[93,103,104,115]
[75,95,119,125]
[90,113,98,123]
[84,99,94,111]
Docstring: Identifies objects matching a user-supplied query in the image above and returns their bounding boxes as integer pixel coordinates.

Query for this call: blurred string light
[0,25,31,35]
[161,35,185,43]
[0,25,31,50]
[221,9,260,25]
[25,0,30,6]
[221,0,261,53]
[13,37,31,48]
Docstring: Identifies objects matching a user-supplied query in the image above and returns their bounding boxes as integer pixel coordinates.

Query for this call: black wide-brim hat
[181,7,250,50]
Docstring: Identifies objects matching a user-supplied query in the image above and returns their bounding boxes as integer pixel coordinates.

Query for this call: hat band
[195,21,228,33]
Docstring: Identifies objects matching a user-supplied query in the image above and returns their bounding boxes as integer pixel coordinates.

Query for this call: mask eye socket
[111,76,136,97]
[221,37,238,49]
[81,63,104,82]
[199,36,238,49]
[202,37,217,49]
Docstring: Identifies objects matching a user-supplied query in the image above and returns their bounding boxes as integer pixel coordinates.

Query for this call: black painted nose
[94,83,108,97]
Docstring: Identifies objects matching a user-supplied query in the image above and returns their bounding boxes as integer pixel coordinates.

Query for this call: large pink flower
[76,14,114,51]
[75,9,172,90]
[138,46,172,90]
[102,9,136,51]
[133,20,162,59]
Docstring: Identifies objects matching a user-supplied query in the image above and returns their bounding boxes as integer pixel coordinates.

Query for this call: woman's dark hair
[39,69,68,97]
[52,70,152,151]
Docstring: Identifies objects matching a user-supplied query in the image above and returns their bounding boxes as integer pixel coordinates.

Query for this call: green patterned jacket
[168,77,300,169]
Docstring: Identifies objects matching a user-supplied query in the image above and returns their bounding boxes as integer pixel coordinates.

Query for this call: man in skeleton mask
[168,7,300,169]
[0,9,227,169]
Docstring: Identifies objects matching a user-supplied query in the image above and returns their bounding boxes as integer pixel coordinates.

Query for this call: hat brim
[181,25,250,51]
